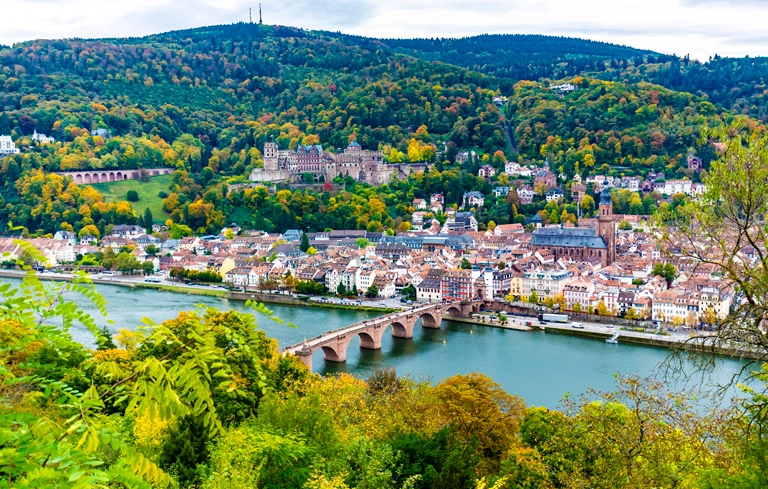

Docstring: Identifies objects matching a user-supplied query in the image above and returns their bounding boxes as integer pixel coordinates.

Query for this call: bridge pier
[295,349,313,369]
[421,311,443,328]
[359,330,382,350]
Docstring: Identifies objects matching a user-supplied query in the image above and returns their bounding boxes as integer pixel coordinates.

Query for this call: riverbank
[445,315,531,332]
[0,270,400,313]
[227,290,396,313]
[540,323,761,360]
[0,269,229,298]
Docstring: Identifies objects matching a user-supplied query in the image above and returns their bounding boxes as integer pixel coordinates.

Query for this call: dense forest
[507,79,727,179]
[3,266,768,489]
[0,23,766,237]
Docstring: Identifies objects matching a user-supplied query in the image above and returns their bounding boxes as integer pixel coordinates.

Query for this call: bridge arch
[108,172,116,182]
[419,311,442,329]
[391,320,412,339]
[74,174,83,184]
[445,306,462,317]
[320,345,344,363]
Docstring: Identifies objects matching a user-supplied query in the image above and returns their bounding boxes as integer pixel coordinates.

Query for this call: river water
[1,277,753,408]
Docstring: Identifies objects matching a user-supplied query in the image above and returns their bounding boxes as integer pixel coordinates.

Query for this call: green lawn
[89,174,172,224]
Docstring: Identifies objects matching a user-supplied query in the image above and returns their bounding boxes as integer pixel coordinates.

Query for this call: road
[308,295,406,309]
[0,269,228,293]
[496,313,701,344]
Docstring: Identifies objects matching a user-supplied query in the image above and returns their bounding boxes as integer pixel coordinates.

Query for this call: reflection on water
[1,277,753,409]
[321,318,752,408]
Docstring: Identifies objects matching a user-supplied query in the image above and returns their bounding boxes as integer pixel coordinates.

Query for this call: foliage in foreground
[1,254,767,488]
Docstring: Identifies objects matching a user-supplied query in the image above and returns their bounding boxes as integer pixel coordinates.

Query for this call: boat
[606,332,620,344]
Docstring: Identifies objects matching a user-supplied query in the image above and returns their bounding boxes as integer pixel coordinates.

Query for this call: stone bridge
[283,300,518,370]
[55,168,174,184]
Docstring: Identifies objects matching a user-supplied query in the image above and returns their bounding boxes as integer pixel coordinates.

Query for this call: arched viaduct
[55,167,174,184]
[283,299,539,371]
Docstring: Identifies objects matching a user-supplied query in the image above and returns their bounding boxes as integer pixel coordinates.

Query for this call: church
[529,187,616,266]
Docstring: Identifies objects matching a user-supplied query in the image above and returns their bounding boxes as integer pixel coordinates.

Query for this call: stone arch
[320,345,345,363]
[445,306,462,317]
[84,173,92,184]
[419,311,442,329]
[152,170,159,176]
[74,174,83,184]
[391,320,413,339]
[109,172,116,182]
[116,171,123,180]
[357,330,380,350]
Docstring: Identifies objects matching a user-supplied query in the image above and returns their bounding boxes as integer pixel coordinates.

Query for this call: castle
[249,141,427,186]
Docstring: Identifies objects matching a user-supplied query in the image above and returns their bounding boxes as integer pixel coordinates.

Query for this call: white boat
[606,332,620,344]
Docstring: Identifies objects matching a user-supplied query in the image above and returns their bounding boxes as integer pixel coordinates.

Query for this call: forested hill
[0,22,511,235]
[0,21,765,238]
[595,56,768,121]
[374,33,660,81]
[0,22,507,153]
[507,79,726,179]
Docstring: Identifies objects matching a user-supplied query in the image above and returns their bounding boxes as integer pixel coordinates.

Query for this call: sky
[3,0,768,61]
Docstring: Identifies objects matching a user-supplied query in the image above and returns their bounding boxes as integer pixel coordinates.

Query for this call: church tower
[597,187,615,266]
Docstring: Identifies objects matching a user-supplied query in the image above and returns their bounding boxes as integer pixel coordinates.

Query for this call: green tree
[143,207,154,230]
[528,290,539,304]
[356,237,370,249]
[618,219,632,231]
[170,223,194,239]
[652,262,678,287]
[114,252,141,274]
[366,284,379,298]
[300,232,310,252]
[337,283,347,296]
[401,284,417,300]
[141,260,155,275]
[460,257,472,269]
[127,189,139,202]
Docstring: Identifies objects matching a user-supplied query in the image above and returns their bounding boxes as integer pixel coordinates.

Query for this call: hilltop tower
[263,141,279,171]
[597,187,615,266]
[259,3,263,24]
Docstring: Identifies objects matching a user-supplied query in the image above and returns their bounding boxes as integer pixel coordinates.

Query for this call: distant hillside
[595,55,768,121]
[0,22,508,235]
[375,34,660,81]
[506,79,726,179]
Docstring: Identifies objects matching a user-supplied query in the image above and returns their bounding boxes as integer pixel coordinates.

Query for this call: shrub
[127,189,139,201]
[158,191,169,198]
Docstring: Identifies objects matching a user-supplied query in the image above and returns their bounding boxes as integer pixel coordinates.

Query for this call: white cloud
[2,0,767,61]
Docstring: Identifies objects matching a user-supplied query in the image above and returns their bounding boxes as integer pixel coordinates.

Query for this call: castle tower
[263,141,279,171]
[597,187,615,265]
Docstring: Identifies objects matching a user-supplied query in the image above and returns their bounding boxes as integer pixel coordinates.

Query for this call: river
[1,277,753,408]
